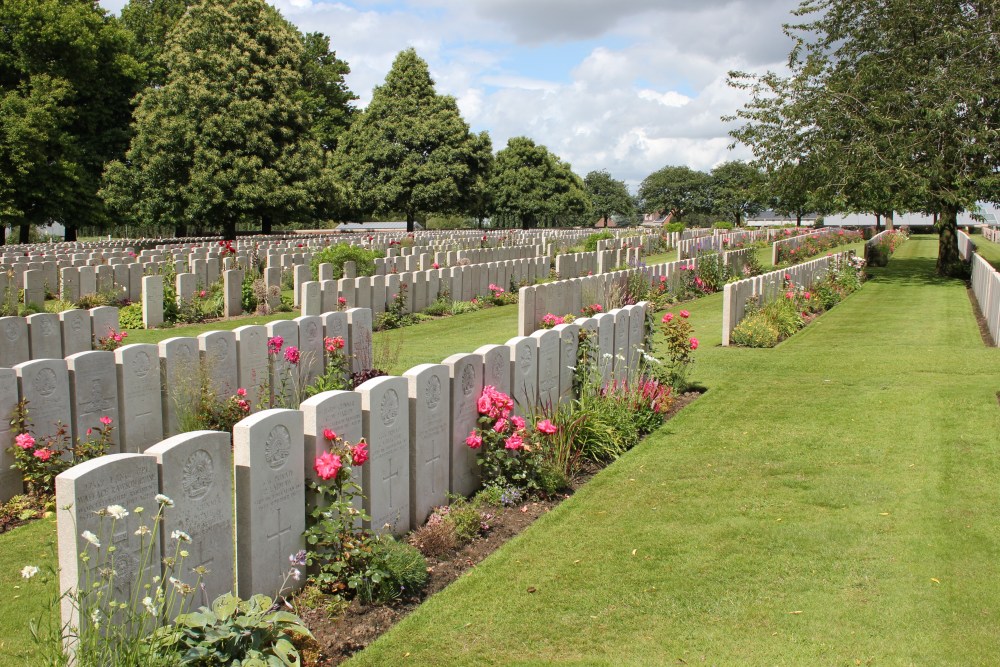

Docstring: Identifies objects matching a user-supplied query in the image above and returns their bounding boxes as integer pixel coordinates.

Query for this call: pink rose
[338,296,347,306]
[351,440,369,466]
[679,310,690,318]
[283,346,300,365]
[804,291,811,299]
[14,433,34,450]
[662,312,674,324]
[493,418,509,434]
[511,416,526,431]
[690,337,699,350]
[535,419,557,435]
[267,336,284,355]
[33,448,52,462]
[432,262,440,269]
[785,291,794,299]
[314,451,342,481]
[504,434,524,450]
[477,393,492,415]
[99,416,112,426]
[465,431,482,449]
[323,428,337,442]
[236,387,247,397]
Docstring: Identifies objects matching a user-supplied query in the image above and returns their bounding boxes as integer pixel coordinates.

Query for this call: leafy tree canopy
[729,0,1000,275]
[709,160,766,227]
[490,137,591,229]
[102,0,335,239]
[638,165,711,221]
[0,0,142,243]
[584,169,635,226]
[334,48,488,232]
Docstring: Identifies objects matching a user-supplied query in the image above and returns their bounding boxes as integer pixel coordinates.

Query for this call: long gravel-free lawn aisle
[348,235,1000,666]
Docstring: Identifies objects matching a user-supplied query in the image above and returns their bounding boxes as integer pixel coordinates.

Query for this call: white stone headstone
[0,316,30,368]
[27,312,62,360]
[15,358,71,446]
[115,344,164,452]
[67,351,120,451]
[552,323,580,405]
[142,275,164,329]
[293,315,324,388]
[530,328,560,409]
[59,309,92,357]
[0,368,21,502]
[506,336,538,416]
[265,320,300,407]
[234,409,305,598]
[146,430,235,606]
[442,353,483,497]
[234,325,268,411]
[357,376,410,535]
[198,330,238,400]
[158,336,201,437]
[300,390,363,516]
[345,308,373,373]
[403,364,450,526]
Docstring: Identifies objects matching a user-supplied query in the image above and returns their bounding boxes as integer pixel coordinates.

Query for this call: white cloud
[637,89,692,108]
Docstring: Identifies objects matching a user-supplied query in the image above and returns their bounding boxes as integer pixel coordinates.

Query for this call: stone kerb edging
[0,308,374,504]
[52,301,651,628]
[971,253,1000,345]
[722,252,850,346]
[770,228,837,265]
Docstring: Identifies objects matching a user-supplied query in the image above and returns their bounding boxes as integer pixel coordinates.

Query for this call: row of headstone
[0,306,120,368]
[0,309,374,503]
[721,251,851,345]
[53,299,651,636]
[770,228,838,265]
[970,253,1000,346]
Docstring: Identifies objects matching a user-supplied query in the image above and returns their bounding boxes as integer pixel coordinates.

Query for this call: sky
[100,0,804,190]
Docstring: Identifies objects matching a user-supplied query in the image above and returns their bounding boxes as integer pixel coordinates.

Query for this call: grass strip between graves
[347,235,1000,666]
[971,233,1000,270]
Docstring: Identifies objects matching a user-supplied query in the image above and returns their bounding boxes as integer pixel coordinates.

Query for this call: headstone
[176,273,197,304]
[293,264,309,307]
[142,275,164,329]
[60,309,92,357]
[610,308,629,382]
[294,315,324,387]
[234,325,268,411]
[441,353,483,497]
[264,267,281,310]
[90,306,119,347]
[300,390,363,516]
[552,323,580,404]
[15,359,71,446]
[403,364,449,526]
[266,319,300,407]
[475,344,511,397]
[115,343,164,452]
[23,269,45,308]
[158,337,200,437]
[223,269,242,317]
[300,281,321,316]
[146,431,235,605]
[60,267,80,303]
[357,376,410,535]
[625,303,647,371]
[593,312,615,385]
[531,328,560,409]
[318,263,334,282]
[234,409,305,598]
[27,312,62,360]
[199,330,238,399]
[79,265,97,298]
[56,453,160,637]
[67,351,120,451]
[506,336,538,416]
[345,308,372,373]
[0,368,21,502]
[0,316,30,368]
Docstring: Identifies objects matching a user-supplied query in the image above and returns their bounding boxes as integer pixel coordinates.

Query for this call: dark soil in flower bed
[296,390,703,666]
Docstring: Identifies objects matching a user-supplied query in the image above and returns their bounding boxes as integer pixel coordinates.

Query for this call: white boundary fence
[971,253,1000,345]
[722,252,851,346]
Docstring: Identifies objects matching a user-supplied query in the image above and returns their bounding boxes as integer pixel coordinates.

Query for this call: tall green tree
[490,137,590,229]
[584,169,635,226]
[709,161,766,227]
[119,0,191,87]
[767,160,825,227]
[638,166,711,221]
[729,0,1000,275]
[103,0,334,239]
[0,0,141,244]
[334,49,486,232]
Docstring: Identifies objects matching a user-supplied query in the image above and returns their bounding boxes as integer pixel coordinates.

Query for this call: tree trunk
[0,224,5,246]
[796,213,802,227]
[19,223,30,244]
[936,204,962,277]
[734,212,741,227]
[64,225,77,242]
[886,211,894,232]
[406,210,415,234]
[222,219,236,241]
[875,213,882,233]
[261,216,272,235]
[174,223,187,238]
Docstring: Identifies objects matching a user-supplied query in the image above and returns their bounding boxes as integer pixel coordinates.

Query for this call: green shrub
[451,300,481,315]
[730,313,779,347]
[309,243,383,280]
[761,299,804,338]
[537,461,569,495]
[118,303,143,329]
[712,221,734,230]
[444,496,485,543]
[152,593,312,666]
[422,297,451,316]
[665,222,685,233]
[356,538,429,604]
[583,231,614,252]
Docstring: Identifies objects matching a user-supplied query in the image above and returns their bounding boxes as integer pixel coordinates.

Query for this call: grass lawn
[972,234,1000,269]
[347,235,1000,665]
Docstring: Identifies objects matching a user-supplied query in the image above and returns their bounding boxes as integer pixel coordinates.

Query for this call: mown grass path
[349,236,1000,665]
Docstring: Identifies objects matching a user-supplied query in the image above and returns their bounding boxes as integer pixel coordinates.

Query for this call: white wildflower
[155,494,174,507]
[20,565,39,579]
[171,530,191,543]
[81,531,101,548]
[291,568,301,582]
[106,505,128,520]
[90,608,102,627]
[142,596,156,614]
[134,525,150,537]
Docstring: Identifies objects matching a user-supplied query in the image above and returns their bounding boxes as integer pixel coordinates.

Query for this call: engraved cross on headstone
[190,538,215,574]
[266,506,293,562]
[382,458,400,508]
[424,451,442,494]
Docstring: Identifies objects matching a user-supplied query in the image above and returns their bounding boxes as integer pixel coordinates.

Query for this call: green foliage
[658,311,698,391]
[639,166,711,220]
[0,0,142,242]
[333,48,490,231]
[356,538,428,605]
[103,0,336,238]
[450,300,481,316]
[709,161,765,226]
[490,136,591,229]
[441,497,486,544]
[584,169,634,225]
[118,303,143,330]
[665,222,685,233]
[421,297,452,317]
[583,231,614,252]
[152,593,312,666]
[712,221,735,230]
[730,313,780,348]
[309,243,381,280]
